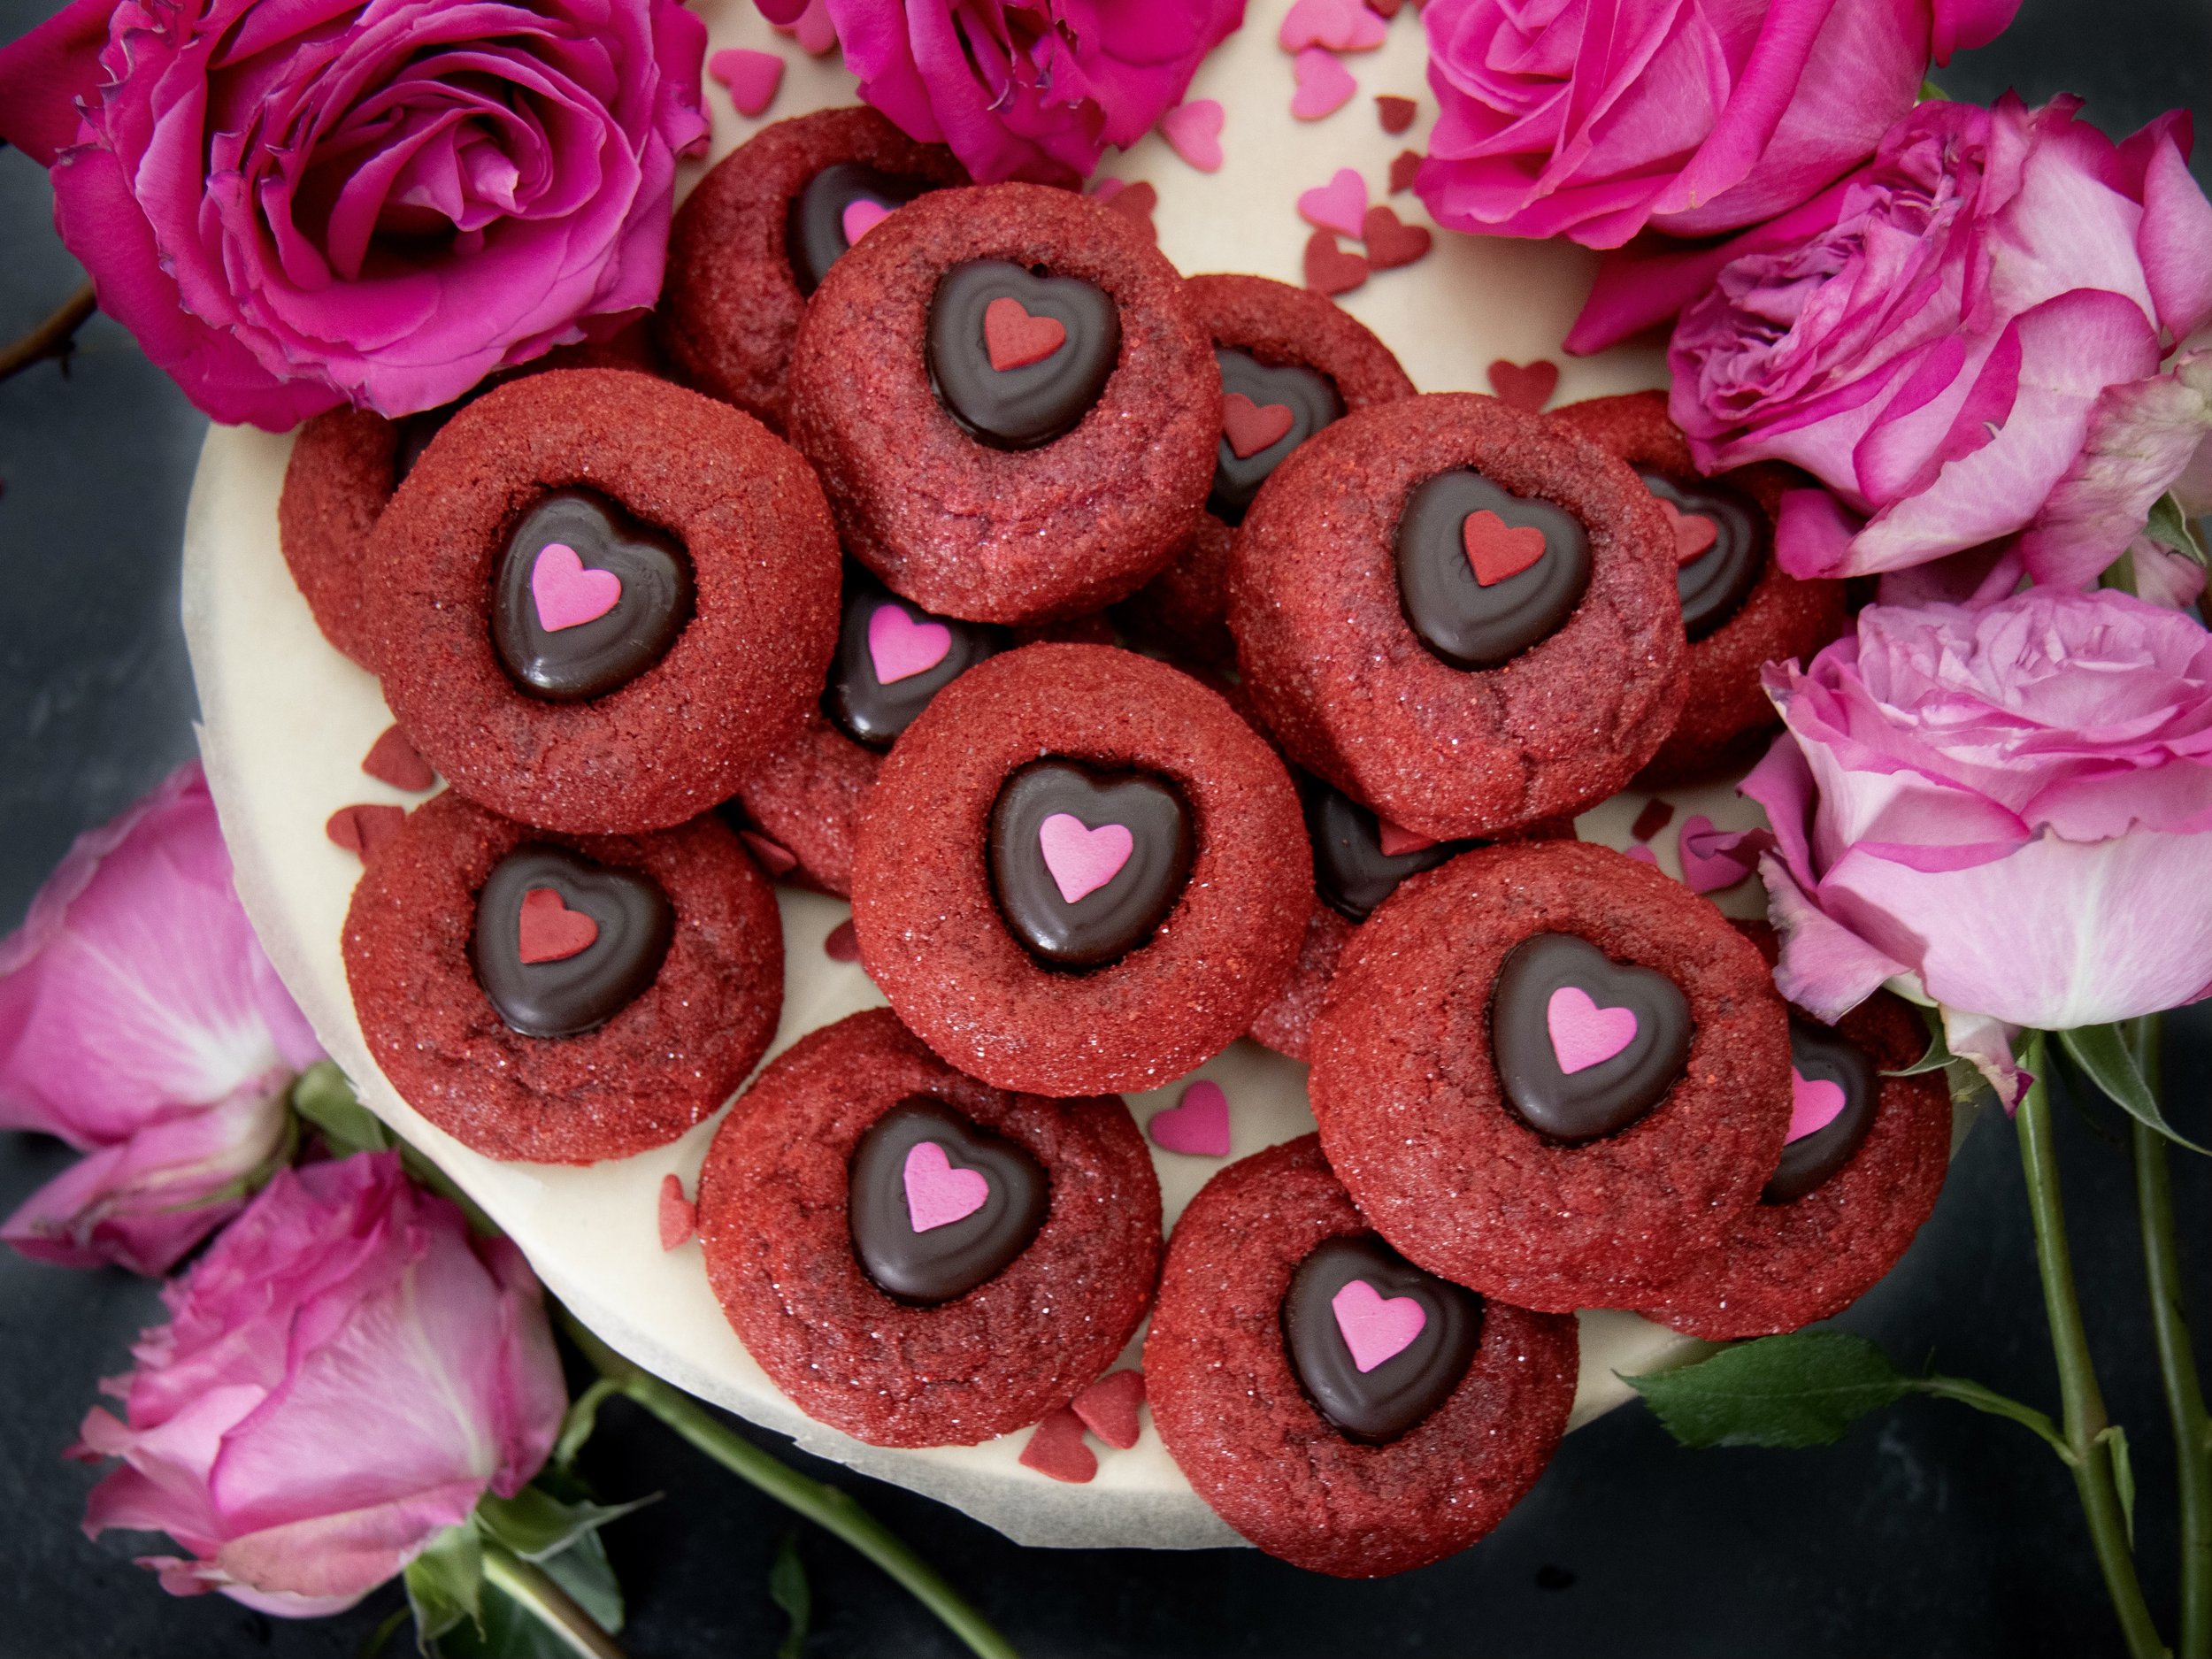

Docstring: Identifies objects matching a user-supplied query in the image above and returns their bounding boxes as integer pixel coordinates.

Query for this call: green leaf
[1623,1332,1912,1448]
[2144,492,2210,565]
[475,1482,655,1563]
[2101,1424,2138,1549]
[553,1378,621,1471]
[291,1061,391,1155]
[1917,76,1946,102]
[2058,1024,2208,1155]
[429,1537,625,1659]
[770,1532,811,1659]
[404,1523,484,1649]
[1885,1008,1957,1077]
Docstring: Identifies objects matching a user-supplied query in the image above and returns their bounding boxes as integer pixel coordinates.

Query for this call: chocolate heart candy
[1395,470,1591,670]
[927,259,1121,449]
[848,1097,1049,1304]
[1210,349,1345,524]
[471,843,675,1038]
[491,488,695,702]
[1490,932,1693,1142]
[823,571,1007,749]
[1639,468,1768,642]
[1281,1233,1483,1444]
[988,759,1193,969]
[1763,1015,1879,1204]
[788,162,937,297]
[1303,778,1469,921]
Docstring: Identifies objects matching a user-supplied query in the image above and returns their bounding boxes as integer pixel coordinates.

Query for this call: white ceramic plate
[183,0,1776,1549]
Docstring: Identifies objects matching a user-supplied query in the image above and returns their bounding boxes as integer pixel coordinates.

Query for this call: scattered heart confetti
[739,830,798,877]
[1486,357,1560,412]
[767,0,837,54]
[902,1141,990,1233]
[842,197,891,245]
[1038,813,1134,903]
[1629,798,1676,842]
[709,48,783,117]
[657,1172,695,1250]
[1678,817,1763,894]
[1388,149,1423,195]
[1297,167,1369,237]
[1280,0,1387,51]
[1331,1279,1426,1372]
[1375,818,1435,856]
[518,887,599,964]
[824,918,860,963]
[1158,98,1225,172]
[1661,498,1719,564]
[1547,985,1640,1074]
[1291,48,1357,120]
[530,542,622,632]
[867,603,952,684]
[1148,1079,1232,1156]
[1094,178,1158,239]
[1367,0,1406,16]
[1223,393,1296,458]
[326,803,405,859]
[1303,229,1369,296]
[1463,510,1547,586]
[1362,204,1432,269]
[1019,1407,1097,1483]
[982,296,1066,371]
[1071,1369,1146,1450]
[1623,842,1659,867]
[1376,95,1417,134]
[362,725,434,792]
[1788,1069,1850,1142]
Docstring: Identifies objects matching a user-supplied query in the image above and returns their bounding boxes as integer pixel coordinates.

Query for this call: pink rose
[73,1152,566,1616]
[0,764,321,1275]
[1415,0,2020,250]
[1571,97,2212,586]
[1743,588,2212,1102]
[0,0,710,427]
[771,0,1244,185]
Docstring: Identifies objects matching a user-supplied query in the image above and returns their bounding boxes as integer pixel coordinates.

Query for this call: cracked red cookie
[657,107,970,429]
[342,789,781,1164]
[1144,1135,1578,1577]
[695,1008,1161,1447]
[1116,274,1417,665]
[1228,392,1686,841]
[366,368,839,833]
[787,182,1218,624]
[1308,838,1791,1310]
[1551,391,1848,786]
[851,643,1310,1095]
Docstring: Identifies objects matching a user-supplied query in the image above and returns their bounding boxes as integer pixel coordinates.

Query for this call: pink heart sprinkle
[1678,815,1760,894]
[866,603,951,684]
[1788,1069,1849,1142]
[1280,0,1388,51]
[529,543,622,632]
[1623,843,1659,867]
[1547,985,1639,1074]
[657,1172,695,1251]
[1038,813,1133,904]
[775,0,836,54]
[1375,817,1434,857]
[1291,49,1358,121]
[1297,167,1370,238]
[1331,1279,1427,1372]
[1148,1079,1231,1157]
[708,48,783,118]
[1159,98,1225,172]
[842,198,892,245]
[902,1141,990,1233]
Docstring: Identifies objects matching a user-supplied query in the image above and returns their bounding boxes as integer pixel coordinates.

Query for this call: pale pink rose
[1416,0,2019,250]
[73,1152,566,1617]
[1570,97,2212,586]
[1743,588,2212,1101]
[0,764,320,1275]
[764,0,1244,185]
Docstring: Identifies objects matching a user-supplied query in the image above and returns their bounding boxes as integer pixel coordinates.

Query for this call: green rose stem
[479,1540,627,1659]
[2018,1030,2168,1658]
[559,1312,1018,1659]
[2132,1016,2212,1658]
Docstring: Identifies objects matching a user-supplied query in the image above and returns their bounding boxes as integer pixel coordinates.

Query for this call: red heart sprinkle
[1388,149,1423,195]
[983,296,1066,372]
[1486,357,1560,411]
[1463,510,1548,587]
[325,803,405,860]
[1362,204,1432,269]
[361,725,435,792]
[1303,229,1369,296]
[1018,1406,1097,1483]
[1661,498,1719,564]
[1367,0,1404,15]
[1376,95,1416,134]
[657,1172,695,1250]
[1629,797,1676,843]
[1071,1369,1146,1450]
[1098,179,1158,242]
[1222,392,1296,458]
[824,918,861,963]
[518,887,599,964]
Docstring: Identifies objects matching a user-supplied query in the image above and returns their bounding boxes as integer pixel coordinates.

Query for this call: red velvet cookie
[695,1008,1161,1447]
[342,790,781,1164]
[658,107,970,429]
[851,643,1310,1095]
[1308,839,1791,1310]
[787,182,1218,625]
[366,368,840,834]
[1228,393,1687,841]
[1551,391,1848,786]
[1144,1135,1578,1577]
[1117,274,1417,664]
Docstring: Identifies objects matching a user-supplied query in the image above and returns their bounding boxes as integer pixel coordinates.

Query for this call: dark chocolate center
[1638,468,1768,642]
[1395,469,1591,670]
[1763,1016,1880,1203]
[490,488,694,703]
[1281,1234,1483,1444]
[1304,778,1470,922]
[1210,349,1344,525]
[823,570,1007,749]
[787,161,935,296]
[1490,933,1693,1142]
[848,1097,1049,1304]
[926,259,1120,449]
[471,843,674,1039]
[987,759,1193,969]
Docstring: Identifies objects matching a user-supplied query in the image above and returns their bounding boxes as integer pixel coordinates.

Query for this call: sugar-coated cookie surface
[279,408,396,671]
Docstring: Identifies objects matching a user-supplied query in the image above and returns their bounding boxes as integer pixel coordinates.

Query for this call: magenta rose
[762,0,1243,185]
[0,763,321,1276]
[1570,96,2212,587]
[73,1152,566,1616]
[1414,0,2020,250]
[1743,587,2212,1103]
[0,0,709,427]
